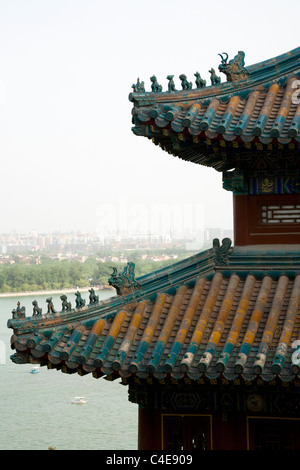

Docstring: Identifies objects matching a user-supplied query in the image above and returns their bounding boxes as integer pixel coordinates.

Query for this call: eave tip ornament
[213,238,232,266]
[108,262,140,296]
[218,51,249,82]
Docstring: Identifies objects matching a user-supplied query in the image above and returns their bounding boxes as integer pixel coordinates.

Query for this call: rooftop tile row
[8,246,300,384]
[132,77,300,145]
[129,47,300,171]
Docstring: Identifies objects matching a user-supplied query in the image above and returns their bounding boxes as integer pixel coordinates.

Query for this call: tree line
[0,255,183,293]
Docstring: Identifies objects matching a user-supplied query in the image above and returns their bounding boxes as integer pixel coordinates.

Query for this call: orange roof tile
[8,245,300,384]
[129,47,300,171]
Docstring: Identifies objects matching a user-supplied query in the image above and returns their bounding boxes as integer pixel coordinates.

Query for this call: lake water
[0,290,138,450]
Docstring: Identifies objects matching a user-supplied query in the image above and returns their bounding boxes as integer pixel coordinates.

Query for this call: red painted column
[233,195,250,246]
[138,407,162,450]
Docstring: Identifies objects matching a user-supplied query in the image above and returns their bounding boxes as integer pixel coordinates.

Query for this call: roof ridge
[129,47,300,106]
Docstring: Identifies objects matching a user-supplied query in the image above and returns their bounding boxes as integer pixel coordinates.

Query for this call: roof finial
[179,74,192,90]
[108,262,140,296]
[150,75,162,93]
[218,51,249,82]
[213,238,232,266]
[194,72,206,88]
[167,75,176,92]
[209,68,221,86]
[132,78,145,93]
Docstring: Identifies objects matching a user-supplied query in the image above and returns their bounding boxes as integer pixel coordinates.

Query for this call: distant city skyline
[0,226,233,256]
[0,226,233,242]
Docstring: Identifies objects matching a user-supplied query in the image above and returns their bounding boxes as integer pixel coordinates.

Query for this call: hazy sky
[0,0,299,237]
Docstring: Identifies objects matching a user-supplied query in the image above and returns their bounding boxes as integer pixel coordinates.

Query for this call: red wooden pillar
[138,407,162,450]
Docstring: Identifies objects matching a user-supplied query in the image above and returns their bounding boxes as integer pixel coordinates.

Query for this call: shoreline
[0,286,114,298]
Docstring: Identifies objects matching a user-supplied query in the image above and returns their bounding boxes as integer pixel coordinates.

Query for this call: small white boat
[71,396,88,404]
[30,366,40,374]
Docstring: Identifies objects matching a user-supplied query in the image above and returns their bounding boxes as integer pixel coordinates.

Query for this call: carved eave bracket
[223,168,300,195]
[223,169,249,194]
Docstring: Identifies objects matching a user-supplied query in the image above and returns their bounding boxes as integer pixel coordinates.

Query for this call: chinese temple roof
[7,48,300,388]
[8,243,300,385]
[129,47,300,172]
